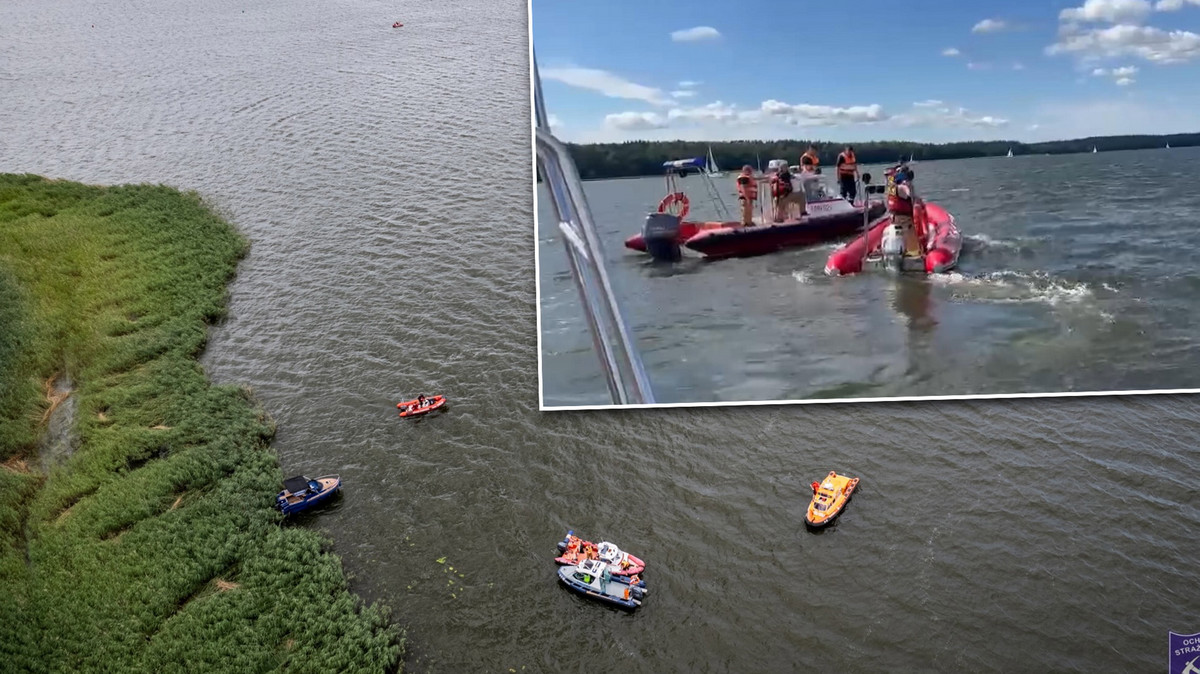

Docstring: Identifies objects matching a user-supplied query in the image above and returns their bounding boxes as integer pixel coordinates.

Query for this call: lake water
[538,149,1200,407]
[3,0,1198,671]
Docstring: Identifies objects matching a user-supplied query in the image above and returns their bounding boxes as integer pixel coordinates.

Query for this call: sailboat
[1006,147,1013,158]
[705,146,723,177]
[1092,145,1097,153]
[1166,142,1171,149]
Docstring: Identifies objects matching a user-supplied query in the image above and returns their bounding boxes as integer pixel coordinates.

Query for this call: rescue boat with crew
[396,394,446,418]
[805,471,860,528]
[824,167,962,276]
[557,558,647,611]
[625,157,886,261]
[554,531,646,576]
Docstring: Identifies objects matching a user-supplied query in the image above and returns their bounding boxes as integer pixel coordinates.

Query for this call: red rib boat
[625,158,885,261]
[825,168,962,275]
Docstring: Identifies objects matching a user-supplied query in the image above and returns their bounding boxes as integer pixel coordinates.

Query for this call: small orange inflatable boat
[397,394,445,418]
[805,471,859,528]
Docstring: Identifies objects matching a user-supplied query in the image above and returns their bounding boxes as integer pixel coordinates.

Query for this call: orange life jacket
[837,151,857,176]
[736,173,758,200]
[800,151,820,172]
[886,172,913,215]
[770,172,792,198]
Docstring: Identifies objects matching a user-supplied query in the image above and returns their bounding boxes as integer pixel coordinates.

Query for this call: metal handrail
[533,52,655,405]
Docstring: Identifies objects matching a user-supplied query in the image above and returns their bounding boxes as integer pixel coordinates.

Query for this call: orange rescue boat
[396,394,446,418]
[805,471,860,528]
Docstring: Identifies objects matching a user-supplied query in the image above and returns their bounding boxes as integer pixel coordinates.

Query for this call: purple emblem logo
[1171,631,1200,674]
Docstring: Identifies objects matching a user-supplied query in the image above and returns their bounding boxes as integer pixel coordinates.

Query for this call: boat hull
[824,202,961,276]
[277,476,341,516]
[805,473,859,528]
[397,395,446,418]
[555,533,645,575]
[557,567,645,611]
[625,199,886,260]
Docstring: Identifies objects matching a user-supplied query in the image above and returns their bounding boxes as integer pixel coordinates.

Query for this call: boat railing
[532,52,655,406]
[694,166,732,221]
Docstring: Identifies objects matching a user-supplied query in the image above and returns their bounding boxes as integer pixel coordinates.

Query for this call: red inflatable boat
[625,195,886,260]
[396,394,445,418]
[626,157,887,261]
[555,533,645,576]
[824,201,961,275]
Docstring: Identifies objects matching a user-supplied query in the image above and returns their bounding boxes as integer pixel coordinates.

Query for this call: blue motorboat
[276,475,341,515]
[557,559,647,611]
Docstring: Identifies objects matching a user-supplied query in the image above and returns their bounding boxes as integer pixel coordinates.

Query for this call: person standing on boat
[836,145,858,201]
[800,145,821,174]
[887,164,924,257]
[769,164,806,222]
[735,165,759,226]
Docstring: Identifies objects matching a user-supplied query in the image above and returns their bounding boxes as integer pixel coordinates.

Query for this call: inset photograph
[534,0,1200,408]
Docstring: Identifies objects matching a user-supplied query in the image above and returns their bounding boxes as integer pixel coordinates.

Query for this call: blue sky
[532,0,1200,144]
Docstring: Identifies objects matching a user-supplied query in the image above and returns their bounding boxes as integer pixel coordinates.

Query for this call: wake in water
[931,269,1103,307]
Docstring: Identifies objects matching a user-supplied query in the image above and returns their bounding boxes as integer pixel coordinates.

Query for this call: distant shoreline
[536,132,1195,182]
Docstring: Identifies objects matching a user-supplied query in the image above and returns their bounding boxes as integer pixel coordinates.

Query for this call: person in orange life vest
[769,164,807,222]
[887,165,925,256]
[836,145,858,201]
[735,165,759,226]
[800,145,821,174]
[811,480,820,494]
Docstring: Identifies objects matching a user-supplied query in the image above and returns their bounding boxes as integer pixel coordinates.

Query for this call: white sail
[1092,146,1097,153]
[706,146,720,174]
[1006,147,1013,157]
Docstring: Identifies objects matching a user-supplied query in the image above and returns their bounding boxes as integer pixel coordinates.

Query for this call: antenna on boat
[532,51,656,405]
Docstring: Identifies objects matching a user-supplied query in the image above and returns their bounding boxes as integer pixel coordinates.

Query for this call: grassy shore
[0,174,402,672]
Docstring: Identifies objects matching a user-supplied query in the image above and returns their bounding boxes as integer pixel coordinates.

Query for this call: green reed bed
[0,174,402,673]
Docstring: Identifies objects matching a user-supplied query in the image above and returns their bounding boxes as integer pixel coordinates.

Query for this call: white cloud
[670,26,720,42]
[671,90,697,98]
[1154,0,1200,10]
[967,61,991,69]
[1091,64,1140,84]
[942,47,961,56]
[758,99,889,126]
[540,66,670,105]
[668,101,742,123]
[677,80,701,88]
[973,18,1008,33]
[1028,123,1041,130]
[604,111,668,130]
[894,105,1009,128]
[912,99,945,107]
[1013,62,1026,70]
[1047,24,1200,63]
[547,114,563,129]
[1060,0,1152,24]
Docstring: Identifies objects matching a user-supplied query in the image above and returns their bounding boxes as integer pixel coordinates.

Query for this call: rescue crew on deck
[769,163,806,222]
[800,145,820,173]
[836,145,858,201]
[886,164,926,257]
[735,165,759,226]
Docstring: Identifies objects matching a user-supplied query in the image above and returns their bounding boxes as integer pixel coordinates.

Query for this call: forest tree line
[539,133,1198,181]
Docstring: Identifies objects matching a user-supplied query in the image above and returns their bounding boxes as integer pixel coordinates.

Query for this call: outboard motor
[642,211,683,262]
[880,223,904,271]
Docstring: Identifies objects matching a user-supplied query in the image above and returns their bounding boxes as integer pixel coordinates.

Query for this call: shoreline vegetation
[0,174,402,672]
[539,132,1198,181]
